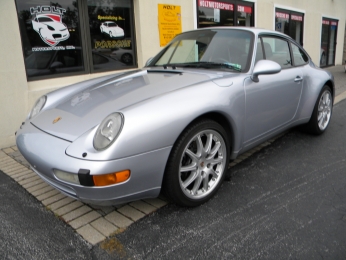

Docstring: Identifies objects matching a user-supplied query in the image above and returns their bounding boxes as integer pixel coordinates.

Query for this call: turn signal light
[93,170,130,186]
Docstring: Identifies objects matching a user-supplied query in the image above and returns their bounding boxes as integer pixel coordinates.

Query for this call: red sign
[198,0,234,11]
[291,14,303,21]
[237,5,252,14]
[331,21,338,26]
[276,12,289,19]
[322,20,330,25]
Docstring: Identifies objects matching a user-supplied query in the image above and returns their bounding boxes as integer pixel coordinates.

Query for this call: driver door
[244,36,303,144]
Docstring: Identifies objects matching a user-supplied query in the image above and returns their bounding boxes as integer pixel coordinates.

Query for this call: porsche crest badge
[53,116,62,124]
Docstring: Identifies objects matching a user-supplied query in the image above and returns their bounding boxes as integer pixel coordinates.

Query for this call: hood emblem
[53,116,62,124]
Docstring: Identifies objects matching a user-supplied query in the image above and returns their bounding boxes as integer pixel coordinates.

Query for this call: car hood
[31,69,231,141]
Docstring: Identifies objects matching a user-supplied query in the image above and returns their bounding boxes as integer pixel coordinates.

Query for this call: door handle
[294,76,303,82]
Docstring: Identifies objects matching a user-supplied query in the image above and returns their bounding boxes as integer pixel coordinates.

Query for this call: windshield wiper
[161,62,242,72]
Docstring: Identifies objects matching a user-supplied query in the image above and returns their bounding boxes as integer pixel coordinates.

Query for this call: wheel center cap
[200,161,205,168]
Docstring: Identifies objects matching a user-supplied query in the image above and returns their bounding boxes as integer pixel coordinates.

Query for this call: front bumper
[16,122,171,206]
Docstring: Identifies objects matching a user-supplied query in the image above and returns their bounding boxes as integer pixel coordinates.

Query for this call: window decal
[30,6,70,47]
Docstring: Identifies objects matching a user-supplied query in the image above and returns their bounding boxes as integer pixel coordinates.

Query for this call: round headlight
[29,96,46,119]
[93,113,124,150]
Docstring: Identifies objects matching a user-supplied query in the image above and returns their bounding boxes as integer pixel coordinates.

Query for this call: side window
[291,43,309,66]
[262,37,292,69]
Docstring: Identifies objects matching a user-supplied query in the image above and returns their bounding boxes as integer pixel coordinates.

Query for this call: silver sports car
[16,27,334,207]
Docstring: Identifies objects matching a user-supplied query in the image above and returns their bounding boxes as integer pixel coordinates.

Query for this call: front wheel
[162,119,230,207]
[304,85,333,135]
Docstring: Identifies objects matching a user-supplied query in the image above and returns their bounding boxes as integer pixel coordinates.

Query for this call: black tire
[121,53,133,64]
[303,85,333,135]
[162,119,230,207]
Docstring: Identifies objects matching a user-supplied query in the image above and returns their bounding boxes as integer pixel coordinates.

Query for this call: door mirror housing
[251,60,281,82]
[145,57,154,67]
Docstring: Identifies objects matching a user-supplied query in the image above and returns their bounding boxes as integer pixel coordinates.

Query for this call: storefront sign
[94,39,131,49]
[198,0,233,11]
[291,14,303,21]
[322,20,329,25]
[276,12,289,19]
[158,4,182,47]
[97,15,125,21]
[237,5,252,14]
[331,21,338,26]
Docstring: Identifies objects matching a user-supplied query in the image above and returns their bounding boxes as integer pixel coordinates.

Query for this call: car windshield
[107,22,117,27]
[150,29,254,72]
[38,17,53,22]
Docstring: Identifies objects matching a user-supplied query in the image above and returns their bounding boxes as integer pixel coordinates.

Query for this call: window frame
[275,8,304,46]
[256,34,310,69]
[196,0,255,29]
[15,0,137,82]
[320,18,338,68]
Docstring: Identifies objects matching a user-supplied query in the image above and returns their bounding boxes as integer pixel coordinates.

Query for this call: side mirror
[145,57,154,67]
[251,60,281,82]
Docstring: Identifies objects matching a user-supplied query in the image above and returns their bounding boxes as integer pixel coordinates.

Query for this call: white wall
[0,0,28,148]
[134,0,195,67]
[257,0,346,66]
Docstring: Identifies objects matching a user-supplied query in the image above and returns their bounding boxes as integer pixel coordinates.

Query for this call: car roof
[184,27,293,40]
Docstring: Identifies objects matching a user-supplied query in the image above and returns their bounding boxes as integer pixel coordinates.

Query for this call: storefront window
[87,0,136,71]
[237,4,252,26]
[15,0,136,80]
[320,19,338,67]
[275,9,304,46]
[15,0,84,79]
[197,0,254,28]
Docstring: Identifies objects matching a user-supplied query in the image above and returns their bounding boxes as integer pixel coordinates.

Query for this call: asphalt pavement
[109,98,346,259]
[0,162,113,259]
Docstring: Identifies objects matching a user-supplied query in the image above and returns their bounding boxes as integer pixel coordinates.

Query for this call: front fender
[66,80,246,161]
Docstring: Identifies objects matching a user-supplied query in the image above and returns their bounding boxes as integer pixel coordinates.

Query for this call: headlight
[93,112,123,150]
[29,96,46,119]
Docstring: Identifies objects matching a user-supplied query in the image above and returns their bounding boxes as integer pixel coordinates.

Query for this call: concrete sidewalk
[326,65,346,103]
[1,65,345,246]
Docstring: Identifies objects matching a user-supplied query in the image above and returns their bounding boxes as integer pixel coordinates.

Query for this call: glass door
[320,19,338,67]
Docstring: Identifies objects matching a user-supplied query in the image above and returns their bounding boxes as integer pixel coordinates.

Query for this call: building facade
[0,0,345,148]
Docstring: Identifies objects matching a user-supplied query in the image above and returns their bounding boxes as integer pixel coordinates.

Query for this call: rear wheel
[304,85,333,134]
[163,119,229,207]
[121,53,133,64]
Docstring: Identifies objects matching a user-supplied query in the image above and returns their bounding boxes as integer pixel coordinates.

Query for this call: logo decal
[53,116,62,124]
[30,6,70,47]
